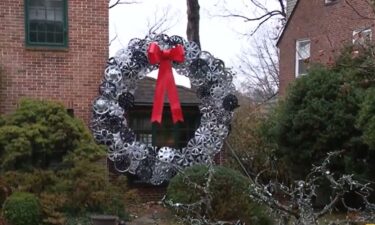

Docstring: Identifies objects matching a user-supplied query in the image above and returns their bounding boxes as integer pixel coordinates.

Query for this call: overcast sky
[109,0,281,87]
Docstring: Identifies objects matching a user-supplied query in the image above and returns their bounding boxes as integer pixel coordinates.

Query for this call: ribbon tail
[165,69,184,123]
[151,63,168,124]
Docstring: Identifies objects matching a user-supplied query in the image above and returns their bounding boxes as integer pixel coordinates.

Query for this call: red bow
[147,42,185,124]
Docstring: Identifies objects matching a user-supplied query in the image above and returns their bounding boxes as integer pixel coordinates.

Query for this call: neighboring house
[0,0,108,122]
[277,0,375,95]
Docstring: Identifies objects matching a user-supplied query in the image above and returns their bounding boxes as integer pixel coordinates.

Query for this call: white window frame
[295,39,311,77]
[325,0,338,4]
[353,28,372,44]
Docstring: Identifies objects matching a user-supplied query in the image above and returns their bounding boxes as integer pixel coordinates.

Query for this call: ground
[127,202,181,225]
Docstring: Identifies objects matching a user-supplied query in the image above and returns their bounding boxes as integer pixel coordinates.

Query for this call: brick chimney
[286,0,298,19]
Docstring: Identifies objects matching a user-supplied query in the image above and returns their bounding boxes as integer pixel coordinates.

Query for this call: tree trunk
[186,0,201,48]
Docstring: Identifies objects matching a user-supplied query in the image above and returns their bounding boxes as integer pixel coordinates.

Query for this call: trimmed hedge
[3,192,41,225]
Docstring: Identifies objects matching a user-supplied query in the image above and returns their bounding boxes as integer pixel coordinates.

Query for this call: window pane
[46,22,55,32]
[29,22,37,31]
[297,41,310,59]
[29,31,37,42]
[29,6,46,20]
[55,32,63,43]
[154,116,175,147]
[47,32,54,42]
[37,32,46,42]
[46,1,63,22]
[29,0,45,7]
[353,29,372,44]
[37,22,46,32]
[138,134,152,146]
[298,59,307,75]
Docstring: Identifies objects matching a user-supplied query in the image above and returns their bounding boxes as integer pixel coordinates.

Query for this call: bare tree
[249,151,375,225]
[109,5,178,46]
[237,32,279,103]
[164,151,375,225]
[186,0,201,47]
[146,7,180,35]
[217,0,286,36]
[209,1,283,102]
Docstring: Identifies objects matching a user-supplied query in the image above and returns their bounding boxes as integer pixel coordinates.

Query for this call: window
[130,115,153,146]
[25,0,68,47]
[353,28,372,45]
[295,39,311,77]
[325,0,338,5]
[130,109,200,148]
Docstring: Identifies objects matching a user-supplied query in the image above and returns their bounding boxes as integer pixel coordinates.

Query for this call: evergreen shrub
[3,192,41,225]
[166,165,272,225]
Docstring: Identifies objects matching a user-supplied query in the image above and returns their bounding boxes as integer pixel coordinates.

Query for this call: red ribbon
[147,42,185,124]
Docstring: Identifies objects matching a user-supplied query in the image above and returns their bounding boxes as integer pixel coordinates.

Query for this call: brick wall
[278,0,375,95]
[0,0,108,122]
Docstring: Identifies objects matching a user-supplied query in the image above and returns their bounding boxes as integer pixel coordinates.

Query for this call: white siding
[286,0,298,19]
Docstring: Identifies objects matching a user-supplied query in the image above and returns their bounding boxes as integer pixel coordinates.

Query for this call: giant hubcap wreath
[91,34,238,185]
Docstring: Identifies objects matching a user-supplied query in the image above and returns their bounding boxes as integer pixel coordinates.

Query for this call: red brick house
[277,0,375,95]
[0,0,108,122]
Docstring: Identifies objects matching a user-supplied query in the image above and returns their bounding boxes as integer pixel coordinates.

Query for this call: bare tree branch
[220,10,284,22]
[109,34,118,46]
[146,7,180,35]
[109,0,140,9]
[215,0,286,37]
[237,31,279,103]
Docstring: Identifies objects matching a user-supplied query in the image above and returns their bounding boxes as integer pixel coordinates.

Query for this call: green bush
[357,88,375,176]
[266,64,373,179]
[56,160,129,220]
[2,170,58,194]
[2,162,131,223]
[0,98,131,224]
[3,192,41,225]
[358,88,375,148]
[166,165,272,225]
[0,98,105,171]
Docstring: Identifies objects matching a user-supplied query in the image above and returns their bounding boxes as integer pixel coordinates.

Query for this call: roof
[286,0,298,18]
[134,77,200,106]
[276,0,300,46]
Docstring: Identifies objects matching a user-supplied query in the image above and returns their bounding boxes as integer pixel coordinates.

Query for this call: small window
[25,0,68,47]
[325,0,338,5]
[130,115,153,146]
[66,108,74,117]
[295,39,311,77]
[353,28,372,45]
